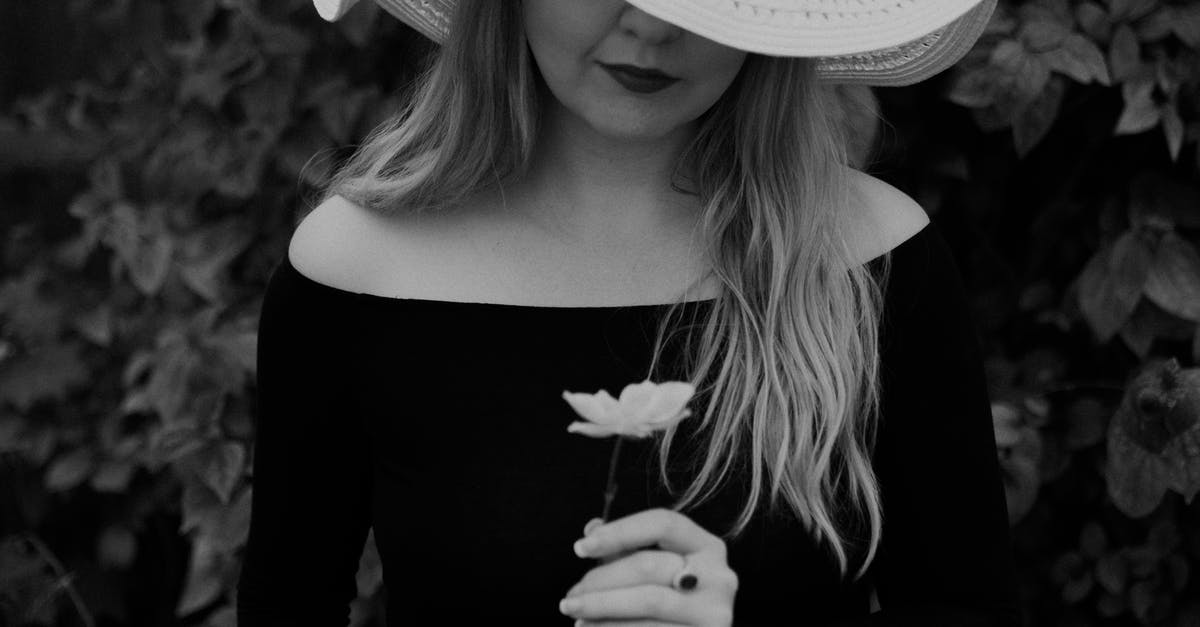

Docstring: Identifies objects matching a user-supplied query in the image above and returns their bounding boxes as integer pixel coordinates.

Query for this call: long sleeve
[824,223,1022,626]
[235,259,373,626]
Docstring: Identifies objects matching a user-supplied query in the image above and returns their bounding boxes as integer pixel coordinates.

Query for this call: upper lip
[598,63,679,81]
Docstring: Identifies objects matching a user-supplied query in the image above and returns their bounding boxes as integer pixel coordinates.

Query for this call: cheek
[684,49,747,112]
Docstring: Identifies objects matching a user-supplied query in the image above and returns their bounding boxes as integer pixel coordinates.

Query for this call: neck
[507,95,701,250]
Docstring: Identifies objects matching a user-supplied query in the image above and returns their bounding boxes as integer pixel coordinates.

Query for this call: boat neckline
[278,221,932,311]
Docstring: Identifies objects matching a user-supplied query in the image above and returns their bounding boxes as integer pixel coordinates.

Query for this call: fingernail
[575,620,583,627]
[559,597,581,614]
[583,518,603,536]
[573,537,594,558]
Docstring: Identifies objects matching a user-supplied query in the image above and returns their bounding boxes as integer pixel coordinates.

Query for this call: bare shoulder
[287,193,452,295]
[847,168,931,265]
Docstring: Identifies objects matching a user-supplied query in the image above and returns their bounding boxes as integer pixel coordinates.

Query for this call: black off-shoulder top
[235,220,1022,626]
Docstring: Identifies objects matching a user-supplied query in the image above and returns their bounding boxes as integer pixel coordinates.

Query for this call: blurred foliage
[0,0,1197,625]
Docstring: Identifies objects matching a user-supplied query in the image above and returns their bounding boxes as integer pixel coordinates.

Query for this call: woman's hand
[560,508,738,626]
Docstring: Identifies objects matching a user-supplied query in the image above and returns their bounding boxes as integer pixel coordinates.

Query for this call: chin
[582,109,686,142]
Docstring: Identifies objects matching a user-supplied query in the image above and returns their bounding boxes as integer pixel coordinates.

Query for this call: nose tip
[619,4,683,44]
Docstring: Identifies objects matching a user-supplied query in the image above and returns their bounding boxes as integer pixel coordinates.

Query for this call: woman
[237,1,1020,625]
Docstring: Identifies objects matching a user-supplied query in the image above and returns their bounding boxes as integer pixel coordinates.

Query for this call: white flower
[562,379,696,439]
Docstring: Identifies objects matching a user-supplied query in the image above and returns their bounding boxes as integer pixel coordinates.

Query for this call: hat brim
[346,0,997,87]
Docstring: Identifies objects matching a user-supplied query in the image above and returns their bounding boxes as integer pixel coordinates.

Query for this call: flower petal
[618,380,659,421]
[566,422,618,438]
[626,381,696,425]
[562,391,617,425]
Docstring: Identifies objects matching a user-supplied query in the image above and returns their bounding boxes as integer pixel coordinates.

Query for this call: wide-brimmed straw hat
[314,0,996,87]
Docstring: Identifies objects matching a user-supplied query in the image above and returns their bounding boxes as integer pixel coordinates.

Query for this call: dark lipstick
[598,63,680,94]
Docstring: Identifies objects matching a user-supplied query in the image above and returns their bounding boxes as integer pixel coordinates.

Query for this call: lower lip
[601,66,680,94]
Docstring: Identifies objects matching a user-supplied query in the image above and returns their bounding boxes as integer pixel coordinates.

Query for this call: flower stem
[601,436,624,522]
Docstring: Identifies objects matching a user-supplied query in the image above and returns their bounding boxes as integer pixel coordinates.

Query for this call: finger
[584,517,604,536]
[574,508,724,560]
[566,550,685,597]
[561,584,710,624]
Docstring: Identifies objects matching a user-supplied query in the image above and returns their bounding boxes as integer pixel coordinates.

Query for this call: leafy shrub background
[0,0,1197,625]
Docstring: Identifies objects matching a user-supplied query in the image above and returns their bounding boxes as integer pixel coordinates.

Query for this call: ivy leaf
[1161,100,1184,162]
[0,342,90,412]
[947,64,1000,108]
[97,525,138,569]
[103,202,174,296]
[45,447,95,491]
[1115,77,1160,135]
[176,534,223,616]
[1095,553,1128,595]
[178,219,253,302]
[1144,231,1200,321]
[1019,17,1069,52]
[1013,74,1064,156]
[1106,0,1156,22]
[0,267,65,343]
[71,304,113,347]
[191,441,246,505]
[1133,7,1171,42]
[1172,3,1200,48]
[1073,3,1111,42]
[1106,359,1200,517]
[1042,33,1109,85]
[90,459,136,493]
[1108,23,1142,83]
[1076,242,1137,342]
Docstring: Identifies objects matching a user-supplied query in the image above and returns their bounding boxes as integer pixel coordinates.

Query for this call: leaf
[947,64,1000,108]
[1076,242,1137,342]
[176,535,223,616]
[1109,229,1153,313]
[1074,3,1111,42]
[1172,3,1200,48]
[1095,553,1128,594]
[1115,78,1161,135]
[177,219,253,302]
[1144,231,1200,321]
[1162,101,1184,162]
[97,525,138,569]
[1135,6,1177,43]
[1062,569,1093,603]
[45,447,94,491]
[1109,23,1142,83]
[1019,18,1069,52]
[0,342,90,412]
[195,441,245,505]
[1045,33,1110,85]
[0,268,65,343]
[1013,74,1064,156]
[145,341,200,423]
[71,304,113,347]
[90,459,135,493]
[1106,0,1156,22]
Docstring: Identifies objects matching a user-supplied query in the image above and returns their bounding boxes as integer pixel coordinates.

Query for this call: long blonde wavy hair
[317,0,892,582]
